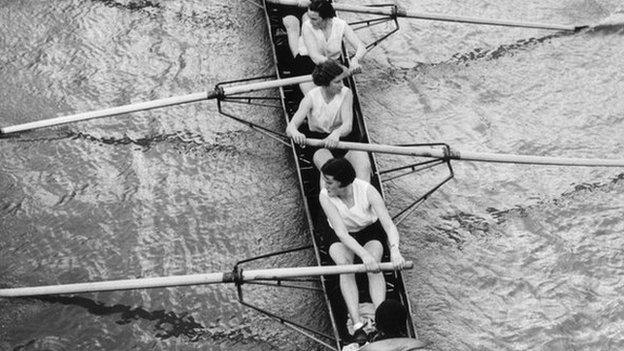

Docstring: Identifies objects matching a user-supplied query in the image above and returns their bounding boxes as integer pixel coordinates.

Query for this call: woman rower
[319,158,407,345]
[283,0,367,93]
[286,59,371,182]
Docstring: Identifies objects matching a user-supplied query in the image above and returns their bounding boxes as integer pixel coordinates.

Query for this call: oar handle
[0,261,413,297]
[303,139,624,167]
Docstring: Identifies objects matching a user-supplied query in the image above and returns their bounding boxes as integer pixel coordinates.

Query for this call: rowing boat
[261,1,417,348]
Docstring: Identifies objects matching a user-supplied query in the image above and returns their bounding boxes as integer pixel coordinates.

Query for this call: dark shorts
[293,54,316,77]
[328,220,384,246]
[298,126,359,161]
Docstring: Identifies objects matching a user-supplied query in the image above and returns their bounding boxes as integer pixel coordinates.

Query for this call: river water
[0,0,623,350]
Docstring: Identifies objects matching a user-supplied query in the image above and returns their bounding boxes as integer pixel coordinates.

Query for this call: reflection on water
[1,0,624,350]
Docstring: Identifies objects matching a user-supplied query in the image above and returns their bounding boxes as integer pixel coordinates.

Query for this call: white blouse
[306,86,349,133]
[301,17,348,60]
[321,179,378,232]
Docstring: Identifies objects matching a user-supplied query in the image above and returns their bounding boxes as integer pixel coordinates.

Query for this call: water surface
[1,0,623,350]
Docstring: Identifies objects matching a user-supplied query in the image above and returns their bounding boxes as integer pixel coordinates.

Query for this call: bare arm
[335,88,353,138]
[286,95,312,145]
[302,23,327,64]
[367,185,407,269]
[343,24,367,69]
[320,192,380,271]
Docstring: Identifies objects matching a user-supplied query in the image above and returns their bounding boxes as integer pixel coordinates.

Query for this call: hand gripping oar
[0,261,412,297]
[0,75,313,136]
[305,139,624,167]
[268,0,586,32]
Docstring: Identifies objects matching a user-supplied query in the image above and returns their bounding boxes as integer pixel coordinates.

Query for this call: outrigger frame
[234,245,338,350]
[381,143,455,225]
[347,3,401,51]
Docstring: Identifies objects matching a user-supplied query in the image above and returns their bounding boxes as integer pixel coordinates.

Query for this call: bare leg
[313,149,333,189]
[312,148,333,170]
[345,150,372,183]
[282,15,300,57]
[329,242,362,327]
[364,240,386,307]
[288,13,315,94]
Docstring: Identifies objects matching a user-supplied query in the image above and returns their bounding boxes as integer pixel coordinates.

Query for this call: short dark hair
[312,59,344,86]
[375,299,408,338]
[321,158,355,187]
[309,0,336,19]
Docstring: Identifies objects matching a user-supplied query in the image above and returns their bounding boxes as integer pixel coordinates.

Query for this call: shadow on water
[29,294,272,345]
[366,28,598,84]
[447,30,575,64]
[436,211,497,249]
[488,172,624,222]
[447,20,624,65]
[90,0,243,29]
[587,23,624,35]
[91,0,161,12]
[68,131,199,149]
[431,172,624,250]
[1,129,245,154]
[35,295,205,341]
[377,20,624,82]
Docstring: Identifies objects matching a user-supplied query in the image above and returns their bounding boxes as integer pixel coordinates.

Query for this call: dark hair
[375,300,408,338]
[321,158,355,187]
[309,0,336,19]
[312,59,344,86]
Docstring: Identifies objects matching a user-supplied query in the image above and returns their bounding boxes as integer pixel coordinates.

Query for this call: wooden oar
[305,139,624,167]
[268,0,585,32]
[0,75,313,136]
[0,261,412,297]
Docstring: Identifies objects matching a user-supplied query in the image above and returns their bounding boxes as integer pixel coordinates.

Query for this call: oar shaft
[0,75,314,135]
[1,91,214,135]
[0,272,228,297]
[456,151,624,167]
[305,139,624,167]
[398,9,575,31]
[222,75,311,96]
[267,0,576,31]
[0,261,412,297]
